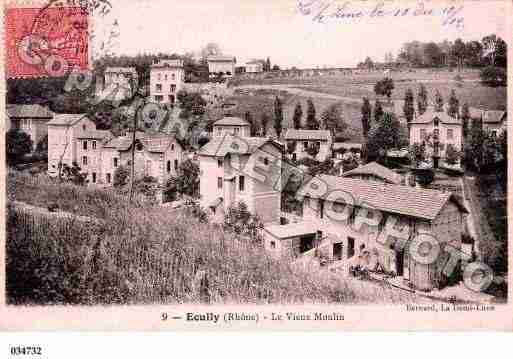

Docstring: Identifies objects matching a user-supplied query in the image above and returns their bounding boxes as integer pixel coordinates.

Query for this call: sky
[92,0,510,68]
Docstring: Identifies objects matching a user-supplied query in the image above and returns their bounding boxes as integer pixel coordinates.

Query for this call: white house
[101,67,138,101]
[244,60,263,73]
[284,129,333,161]
[483,110,507,136]
[198,134,283,224]
[207,56,236,77]
[213,116,251,137]
[150,59,185,105]
[409,110,462,167]
[7,104,54,151]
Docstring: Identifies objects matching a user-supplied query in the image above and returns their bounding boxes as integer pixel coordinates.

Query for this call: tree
[480,66,507,87]
[200,42,222,63]
[321,103,346,137]
[260,113,269,136]
[465,41,483,67]
[445,144,462,165]
[367,113,401,163]
[374,77,394,102]
[223,201,263,241]
[361,97,372,140]
[417,84,428,115]
[6,129,33,165]
[434,90,444,112]
[273,96,284,139]
[363,56,374,69]
[245,111,259,137]
[374,99,384,122]
[447,89,459,118]
[272,64,280,71]
[286,140,297,156]
[403,88,415,123]
[451,38,466,70]
[113,165,129,187]
[423,42,443,67]
[292,102,303,130]
[409,142,426,167]
[170,159,200,198]
[482,34,507,67]
[265,57,271,72]
[305,98,319,130]
[461,102,470,138]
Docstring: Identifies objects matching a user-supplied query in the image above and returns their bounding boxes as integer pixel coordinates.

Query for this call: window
[239,175,245,192]
[217,128,222,136]
[171,73,175,80]
[491,130,498,137]
[164,74,168,80]
[167,160,171,173]
[156,84,162,91]
[92,141,97,150]
[174,159,178,170]
[155,95,163,102]
[82,156,88,165]
[82,124,86,131]
[447,129,454,140]
[270,241,276,249]
[319,199,325,219]
[434,118,440,127]
[171,143,174,151]
[92,172,96,183]
[106,173,111,183]
[234,127,240,135]
[127,160,131,166]
[170,84,176,93]
[157,73,161,81]
[433,129,439,140]
[217,177,223,189]
[113,158,118,167]
[263,157,269,165]
[83,140,88,150]
[420,129,427,140]
[316,141,321,147]
[303,141,308,149]
[218,159,223,168]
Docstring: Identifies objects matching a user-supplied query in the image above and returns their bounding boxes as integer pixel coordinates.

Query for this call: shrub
[480,66,506,87]
[114,165,129,187]
[6,129,33,165]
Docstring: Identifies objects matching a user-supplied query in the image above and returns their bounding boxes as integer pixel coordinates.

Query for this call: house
[409,110,462,168]
[482,110,507,136]
[284,129,332,161]
[198,134,283,224]
[7,104,54,150]
[101,67,137,101]
[207,56,236,77]
[244,60,264,73]
[48,114,183,185]
[341,162,403,185]
[264,175,468,291]
[332,142,362,160]
[150,59,185,105]
[213,116,251,137]
[101,132,184,186]
[47,114,101,174]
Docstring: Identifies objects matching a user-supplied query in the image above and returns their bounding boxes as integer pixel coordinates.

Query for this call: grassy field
[6,171,422,305]
[235,69,507,111]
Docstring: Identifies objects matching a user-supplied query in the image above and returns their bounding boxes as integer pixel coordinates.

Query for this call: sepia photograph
[1,0,511,330]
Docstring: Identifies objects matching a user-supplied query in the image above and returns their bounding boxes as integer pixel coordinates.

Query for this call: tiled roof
[151,59,184,68]
[207,55,236,62]
[47,114,87,126]
[105,67,137,75]
[483,110,506,124]
[76,130,112,139]
[198,134,282,157]
[300,175,468,220]
[341,162,402,185]
[264,221,318,239]
[333,142,363,151]
[103,133,180,152]
[284,129,332,141]
[213,116,250,127]
[7,104,53,118]
[410,110,460,125]
[103,132,146,151]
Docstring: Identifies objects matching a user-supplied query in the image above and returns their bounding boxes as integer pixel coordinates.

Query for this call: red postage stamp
[5,4,89,78]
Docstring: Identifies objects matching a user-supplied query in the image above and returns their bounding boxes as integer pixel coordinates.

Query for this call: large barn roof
[341,162,403,185]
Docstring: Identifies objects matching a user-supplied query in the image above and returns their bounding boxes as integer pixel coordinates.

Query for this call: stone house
[76,129,113,184]
[150,59,185,105]
[7,104,54,151]
[263,175,468,291]
[207,56,236,77]
[213,116,251,137]
[284,129,333,161]
[198,134,283,224]
[47,114,103,175]
[244,60,264,73]
[409,110,462,167]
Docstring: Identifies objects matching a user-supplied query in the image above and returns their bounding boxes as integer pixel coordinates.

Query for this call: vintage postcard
[0,0,511,331]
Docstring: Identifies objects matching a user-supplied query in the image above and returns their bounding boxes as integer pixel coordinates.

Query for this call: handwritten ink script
[297,1,464,28]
